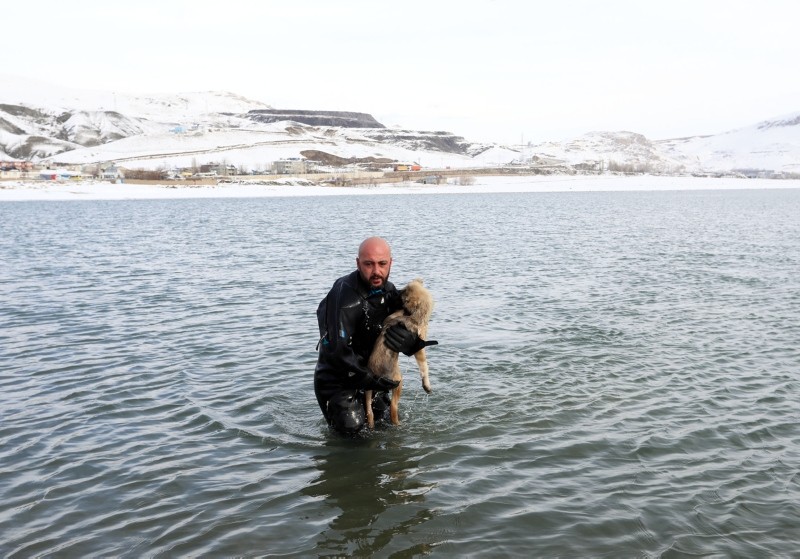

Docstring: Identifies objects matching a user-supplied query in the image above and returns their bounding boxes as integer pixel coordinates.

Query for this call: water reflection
[305,435,438,556]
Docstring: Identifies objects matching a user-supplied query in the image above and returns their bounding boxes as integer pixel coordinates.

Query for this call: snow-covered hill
[657,113,800,175]
[528,114,800,177]
[528,131,686,173]
[0,76,508,170]
[1,75,797,175]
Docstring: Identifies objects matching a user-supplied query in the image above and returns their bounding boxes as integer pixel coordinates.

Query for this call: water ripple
[2,190,800,556]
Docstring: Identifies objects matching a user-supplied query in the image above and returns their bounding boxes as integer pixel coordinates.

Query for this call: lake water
[2,186,799,557]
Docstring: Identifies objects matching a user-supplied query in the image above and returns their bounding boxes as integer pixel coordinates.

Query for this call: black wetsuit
[315,270,403,434]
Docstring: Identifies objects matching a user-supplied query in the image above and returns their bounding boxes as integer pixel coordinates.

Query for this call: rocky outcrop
[359,129,471,154]
[300,150,393,166]
[247,109,385,128]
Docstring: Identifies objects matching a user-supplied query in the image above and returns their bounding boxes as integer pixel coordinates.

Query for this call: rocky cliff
[247,109,384,128]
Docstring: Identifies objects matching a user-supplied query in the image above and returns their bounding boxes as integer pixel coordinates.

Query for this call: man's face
[357,241,392,289]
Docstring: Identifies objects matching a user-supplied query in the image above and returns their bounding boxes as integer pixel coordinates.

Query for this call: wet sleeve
[319,282,373,384]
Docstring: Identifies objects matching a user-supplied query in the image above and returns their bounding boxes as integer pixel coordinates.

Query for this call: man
[314,237,435,434]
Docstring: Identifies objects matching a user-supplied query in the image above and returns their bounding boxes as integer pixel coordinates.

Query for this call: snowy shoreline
[2,175,799,202]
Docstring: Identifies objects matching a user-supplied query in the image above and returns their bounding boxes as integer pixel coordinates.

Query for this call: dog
[366,278,434,428]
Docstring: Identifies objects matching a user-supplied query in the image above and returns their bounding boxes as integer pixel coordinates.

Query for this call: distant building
[0,160,34,171]
[393,163,422,172]
[101,165,125,181]
[1,161,35,178]
[273,159,309,174]
[573,160,602,172]
[199,163,237,176]
[39,169,84,181]
[0,168,22,179]
[416,175,443,185]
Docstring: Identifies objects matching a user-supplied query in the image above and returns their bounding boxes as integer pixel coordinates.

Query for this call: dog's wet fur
[366,278,434,428]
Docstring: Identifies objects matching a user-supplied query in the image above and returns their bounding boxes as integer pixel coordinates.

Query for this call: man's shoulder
[331,270,360,291]
[325,270,365,301]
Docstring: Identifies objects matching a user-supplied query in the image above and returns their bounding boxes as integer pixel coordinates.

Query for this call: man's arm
[319,280,398,390]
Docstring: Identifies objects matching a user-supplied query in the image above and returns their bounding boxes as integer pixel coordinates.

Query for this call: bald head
[357,237,393,289]
[358,237,392,259]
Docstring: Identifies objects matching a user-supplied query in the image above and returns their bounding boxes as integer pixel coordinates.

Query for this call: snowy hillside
[1,75,797,175]
[0,75,508,170]
[41,123,512,171]
[528,131,686,173]
[0,75,271,121]
[527,116,800,177]
[657,113,800,175]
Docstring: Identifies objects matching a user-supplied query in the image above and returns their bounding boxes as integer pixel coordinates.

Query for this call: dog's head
[400,278,434,320]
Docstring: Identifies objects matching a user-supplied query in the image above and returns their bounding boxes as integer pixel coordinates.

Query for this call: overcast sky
[3,0,798,144]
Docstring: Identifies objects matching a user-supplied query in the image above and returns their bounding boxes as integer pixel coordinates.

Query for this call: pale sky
[3,0,799,144]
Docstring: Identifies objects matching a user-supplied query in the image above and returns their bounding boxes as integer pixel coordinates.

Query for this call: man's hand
[384,324,439,356]
[368,374,400,391]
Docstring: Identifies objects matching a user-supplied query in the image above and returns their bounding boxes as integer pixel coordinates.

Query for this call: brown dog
[366,278,434,428]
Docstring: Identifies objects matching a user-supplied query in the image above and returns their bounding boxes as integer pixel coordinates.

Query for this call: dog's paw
[422,381,432,394]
